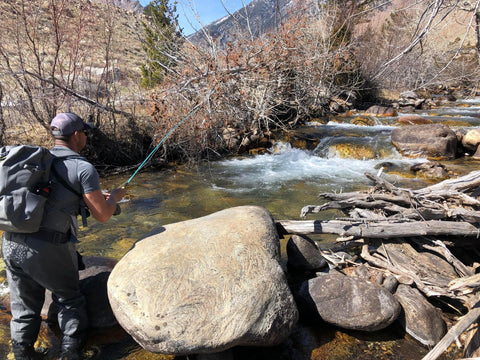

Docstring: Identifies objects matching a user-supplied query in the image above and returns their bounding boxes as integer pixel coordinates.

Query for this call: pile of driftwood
[278,169,480,360]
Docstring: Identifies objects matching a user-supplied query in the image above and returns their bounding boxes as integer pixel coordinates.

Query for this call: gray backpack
[0,145,84,233]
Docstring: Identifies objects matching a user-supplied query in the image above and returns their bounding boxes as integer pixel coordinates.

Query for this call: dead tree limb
[277,219,480,239]
[410,237,474,277]
[23,70,135,120]
[422,300,480,360]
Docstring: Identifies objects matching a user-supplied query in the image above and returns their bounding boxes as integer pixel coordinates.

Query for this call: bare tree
[145,0,367,161]
[356,0,480,89]
[0,0,137,137]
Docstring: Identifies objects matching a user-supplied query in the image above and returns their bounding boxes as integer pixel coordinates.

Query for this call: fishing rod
[121,102,203,188]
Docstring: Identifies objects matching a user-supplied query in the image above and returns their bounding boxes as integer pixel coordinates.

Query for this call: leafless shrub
[0,0,154,166]
[356,0,480,90]
[148,0,367,162]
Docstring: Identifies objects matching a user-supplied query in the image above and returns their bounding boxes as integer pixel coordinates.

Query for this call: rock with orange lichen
[329,143,376,160]
[396,115,432,125]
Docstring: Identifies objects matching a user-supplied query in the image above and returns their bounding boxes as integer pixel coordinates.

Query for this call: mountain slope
[188,0,300,46]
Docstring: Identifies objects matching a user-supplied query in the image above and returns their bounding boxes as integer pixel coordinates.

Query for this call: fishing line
[122,102,202,188]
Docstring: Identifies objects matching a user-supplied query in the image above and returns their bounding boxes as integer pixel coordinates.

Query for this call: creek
[2,97,480,359]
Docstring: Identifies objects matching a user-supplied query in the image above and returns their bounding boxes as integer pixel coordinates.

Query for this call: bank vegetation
[0,0,480,172]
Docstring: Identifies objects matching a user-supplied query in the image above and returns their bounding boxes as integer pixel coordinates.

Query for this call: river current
[2,98,480,359]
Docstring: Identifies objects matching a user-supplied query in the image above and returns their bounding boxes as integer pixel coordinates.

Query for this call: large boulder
[296,273,401,331]
[391,124,457,160]
[107,206,298,356]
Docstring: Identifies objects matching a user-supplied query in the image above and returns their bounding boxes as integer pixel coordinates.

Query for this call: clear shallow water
[2,100,479,359]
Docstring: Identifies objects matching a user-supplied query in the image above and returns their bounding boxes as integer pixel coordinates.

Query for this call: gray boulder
[410,161,449,180]
[365,105,397,117]
[107,206,298,355]
[286,235,327,272]
[296,273,401,331]
[391,124,457,160]
[395,284,446,346]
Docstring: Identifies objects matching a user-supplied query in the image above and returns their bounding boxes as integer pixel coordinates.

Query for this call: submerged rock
[107,206,298,356]
[296,273,401,331]
[351,116,376,126]
[396,115,432,125]
[328,143,376,160]
[410,161,449,180]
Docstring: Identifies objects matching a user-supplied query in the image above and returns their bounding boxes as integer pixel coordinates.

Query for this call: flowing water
[2,98,480,359]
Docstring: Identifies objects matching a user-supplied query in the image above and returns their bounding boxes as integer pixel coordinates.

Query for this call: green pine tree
[141,0,182,88]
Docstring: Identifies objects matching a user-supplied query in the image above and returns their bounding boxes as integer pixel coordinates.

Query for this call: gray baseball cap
[50,112,94,136]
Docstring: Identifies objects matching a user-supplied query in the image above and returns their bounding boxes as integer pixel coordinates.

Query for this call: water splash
[0,281,8,298]
[209,142,425,193]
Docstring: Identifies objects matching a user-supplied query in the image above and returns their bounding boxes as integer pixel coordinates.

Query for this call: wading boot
[59,337,85,360]
[59,347,81,360]
[11,341,40,360]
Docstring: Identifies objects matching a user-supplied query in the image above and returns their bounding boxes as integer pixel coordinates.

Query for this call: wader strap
[51,161,89,228]
[6,229,71,244]
[36,229,70,244]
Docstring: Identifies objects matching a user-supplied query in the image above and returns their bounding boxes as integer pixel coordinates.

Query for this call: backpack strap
[51,156,89,228]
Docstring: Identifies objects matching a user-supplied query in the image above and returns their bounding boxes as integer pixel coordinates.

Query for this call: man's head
[50,112,93,152]
[50,112,93,138]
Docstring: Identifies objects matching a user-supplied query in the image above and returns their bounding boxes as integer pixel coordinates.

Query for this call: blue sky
[139,0,253,35]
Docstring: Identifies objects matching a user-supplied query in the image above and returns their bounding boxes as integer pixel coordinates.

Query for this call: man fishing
[2,112,126,360]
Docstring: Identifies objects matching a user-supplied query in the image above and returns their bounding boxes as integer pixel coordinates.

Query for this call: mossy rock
[440,120,472,128]
[352,116,376,126]
[330,143,376,160]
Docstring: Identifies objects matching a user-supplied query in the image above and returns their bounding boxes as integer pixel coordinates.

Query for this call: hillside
[91,0,144,13]
[0,0,150,154]
[0,0,147,103]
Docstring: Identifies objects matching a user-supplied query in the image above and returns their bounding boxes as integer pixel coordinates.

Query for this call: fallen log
[417,170,480,194]
[277,219,480,240]
[450,273,480,294]
[302,171,480,222]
